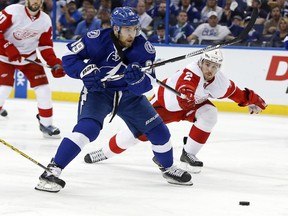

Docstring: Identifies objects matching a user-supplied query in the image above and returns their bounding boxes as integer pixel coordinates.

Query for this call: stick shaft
[0,138,51,173]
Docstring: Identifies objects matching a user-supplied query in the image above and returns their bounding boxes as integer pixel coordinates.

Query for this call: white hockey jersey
[156,61,235,112]
[0,4,55,65]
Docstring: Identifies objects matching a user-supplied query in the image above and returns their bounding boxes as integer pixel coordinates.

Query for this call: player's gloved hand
[4,41,22,62]
[177,84,195,110]
[239,88,267,114]
[124,62,145,85]
[51,64,66,78]
[80,65,104,92]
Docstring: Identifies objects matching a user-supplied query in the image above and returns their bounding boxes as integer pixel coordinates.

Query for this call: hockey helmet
[111,7,139,27]
[200,49,223,66]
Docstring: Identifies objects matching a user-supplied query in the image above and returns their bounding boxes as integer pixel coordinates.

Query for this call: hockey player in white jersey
[0,0,65,138]
[85,49,267,173]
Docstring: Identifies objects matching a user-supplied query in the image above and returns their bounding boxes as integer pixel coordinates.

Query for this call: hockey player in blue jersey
[35,7,192,193]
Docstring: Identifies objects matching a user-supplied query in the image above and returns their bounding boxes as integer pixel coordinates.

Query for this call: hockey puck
[239,201,250,206]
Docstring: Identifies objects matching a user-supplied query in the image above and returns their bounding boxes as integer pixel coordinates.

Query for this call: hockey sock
[54,138,81,169]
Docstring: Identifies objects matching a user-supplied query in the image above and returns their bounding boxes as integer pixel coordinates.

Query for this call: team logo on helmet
[87,30,100,38]
[144,41,155,54]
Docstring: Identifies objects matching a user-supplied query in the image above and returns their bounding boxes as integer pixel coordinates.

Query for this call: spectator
[148,23,172,44]
[122,0,139,10]
[98,0,112,13]
[58,0,82,39]
[78,0,94,18]
[175,0,201,24]
[263,5,282,38]
[219,0,244,26]
[245,0,268,24]
[200,0,223,23]
[136,0,153,37]
[74,6,102,39]
[188,11,235,44]
[229,15,244,37]
[270,17,288,47]
[169,10,195,44]
[150,2,177,32]
[145,0,156,17]
[97,8,111,25]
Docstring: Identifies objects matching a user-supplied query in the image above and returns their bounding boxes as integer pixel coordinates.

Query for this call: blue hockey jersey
[62,28,156,91]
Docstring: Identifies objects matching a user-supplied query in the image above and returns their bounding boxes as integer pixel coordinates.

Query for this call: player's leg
[22,64,60,138]
[84,127,138,163]
[0,62,15,117]
[118,93,192,185]
[35,90,113,192]
[180,102,217,173]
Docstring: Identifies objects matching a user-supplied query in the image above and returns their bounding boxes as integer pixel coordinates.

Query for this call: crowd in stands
[1,0,288,48]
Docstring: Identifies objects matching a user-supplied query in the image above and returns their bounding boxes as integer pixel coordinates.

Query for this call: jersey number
[0,12,7,24]
[71,39,84,53]
[184,71,193,81]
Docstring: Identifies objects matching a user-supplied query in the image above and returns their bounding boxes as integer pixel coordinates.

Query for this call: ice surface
[0,99,287,216]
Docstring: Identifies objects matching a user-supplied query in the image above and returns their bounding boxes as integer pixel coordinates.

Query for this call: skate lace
[165,166,185,177]
[90,149,106,162]
[186,153,200,162]
[47,165,62,177]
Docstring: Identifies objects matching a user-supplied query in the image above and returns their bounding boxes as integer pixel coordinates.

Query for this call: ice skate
[36,114,61,139]
[35,159,65,193]
[152,156,193,186]
[0,109,8,117]
[84,148,107,163]
[180,136,203,174]
[180,149,203,174]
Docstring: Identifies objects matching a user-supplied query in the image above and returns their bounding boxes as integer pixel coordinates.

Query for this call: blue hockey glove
[80,64,104,92]
[124,62,145,85]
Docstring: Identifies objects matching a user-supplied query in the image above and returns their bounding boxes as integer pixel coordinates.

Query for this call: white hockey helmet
[200,49,223,66]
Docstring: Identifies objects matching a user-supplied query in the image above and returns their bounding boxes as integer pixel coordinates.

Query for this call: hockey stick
[0,138,52,173]
[23,58,52,68]
[101,9,258,98]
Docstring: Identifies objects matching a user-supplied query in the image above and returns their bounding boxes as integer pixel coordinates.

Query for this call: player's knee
[73,118,101,142]
[145,122,171,144]
[196,105,218,130]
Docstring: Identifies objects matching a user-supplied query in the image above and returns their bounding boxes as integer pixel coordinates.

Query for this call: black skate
[36,114,61,139]
[84,148,107,163]
[152,156,193,186]
[0,109,8,117]
[35,159,65,193]
[180,137,203,174]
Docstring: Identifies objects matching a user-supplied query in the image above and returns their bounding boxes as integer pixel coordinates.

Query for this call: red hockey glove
[239,88,267,114]
[177,84,195,110]
[4,41,22,62]
[51,64,65,78]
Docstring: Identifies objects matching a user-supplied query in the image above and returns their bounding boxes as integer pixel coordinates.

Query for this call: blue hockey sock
[153,148,173,168]
[54,138,81,169]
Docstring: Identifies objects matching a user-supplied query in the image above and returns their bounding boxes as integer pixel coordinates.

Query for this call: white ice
[0,99,287,216]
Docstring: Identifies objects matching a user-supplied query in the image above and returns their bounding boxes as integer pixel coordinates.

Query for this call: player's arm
[0,10,22,62]
[223,80,267,114]
[175,68,200,110]
[123,41,156,95]
[38,27,65,78]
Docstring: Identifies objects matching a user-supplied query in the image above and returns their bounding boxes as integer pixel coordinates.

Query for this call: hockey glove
[80,64,104,92]
[239,88,267,114]
[177,84,195,110]
[124,63,145,85]
[4,41,22,62]
[51,64,65,78]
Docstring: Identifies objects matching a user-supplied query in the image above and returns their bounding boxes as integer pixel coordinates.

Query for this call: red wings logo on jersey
[13,28,38,40]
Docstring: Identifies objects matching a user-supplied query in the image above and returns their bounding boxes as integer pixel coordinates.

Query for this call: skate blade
[165,177,193,186]
[180,162,202,174]
[42,133,61,139]
[35,179,63,193]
